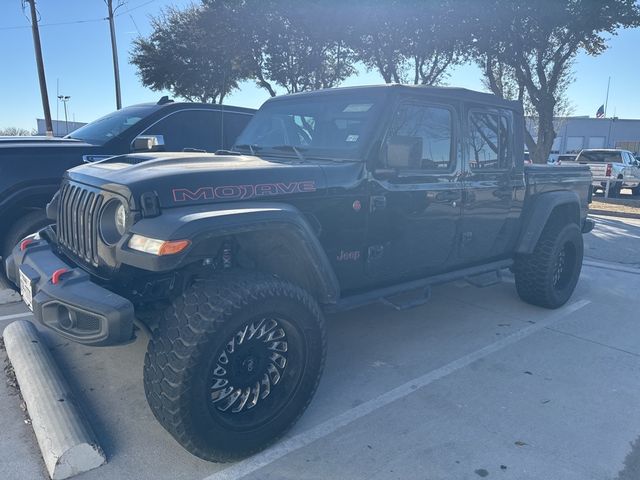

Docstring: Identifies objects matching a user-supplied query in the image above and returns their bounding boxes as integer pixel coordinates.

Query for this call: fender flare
[515,191,582,255]
[0,183,60,218]
[116,202,340,304]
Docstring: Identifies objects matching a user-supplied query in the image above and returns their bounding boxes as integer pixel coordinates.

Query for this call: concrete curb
[589,209,640,220]
[3,320,106,479]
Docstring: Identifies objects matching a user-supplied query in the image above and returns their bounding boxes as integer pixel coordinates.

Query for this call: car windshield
[233,95,382,160]
[577,151,623,163]
[65,105,158,145]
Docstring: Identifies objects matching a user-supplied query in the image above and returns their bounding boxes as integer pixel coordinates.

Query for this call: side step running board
[327,259,513,313]
[465,270,503,288]
[380,286,432,311]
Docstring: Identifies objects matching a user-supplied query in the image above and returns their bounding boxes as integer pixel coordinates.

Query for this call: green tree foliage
[465,0,640,163]
[347,0,463,85]
[254,0,356,94]
[131,2,250,103]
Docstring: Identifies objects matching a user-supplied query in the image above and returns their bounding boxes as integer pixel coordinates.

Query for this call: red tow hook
[51,268,69,285]
[20,238,35,251]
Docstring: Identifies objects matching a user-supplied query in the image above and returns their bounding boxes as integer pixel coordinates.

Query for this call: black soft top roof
[264,84,522,111]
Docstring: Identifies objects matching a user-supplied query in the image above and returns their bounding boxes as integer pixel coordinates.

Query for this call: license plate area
[19,268,34,311]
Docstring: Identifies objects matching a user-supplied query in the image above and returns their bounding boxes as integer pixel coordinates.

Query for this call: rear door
[366,99,463,281]
[459,107,523,262]
[141,109,223,152]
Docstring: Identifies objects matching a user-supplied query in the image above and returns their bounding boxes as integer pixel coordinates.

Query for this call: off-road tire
[514,222,583,309]
[2,209,50,262]
[609,178,623,198]
[143,272,326,462]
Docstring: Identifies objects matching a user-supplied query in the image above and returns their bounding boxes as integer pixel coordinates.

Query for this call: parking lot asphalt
[1,215,640,480]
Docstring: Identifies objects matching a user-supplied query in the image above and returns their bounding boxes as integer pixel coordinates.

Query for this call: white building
[36,119,87,137]
[526,116,640,159]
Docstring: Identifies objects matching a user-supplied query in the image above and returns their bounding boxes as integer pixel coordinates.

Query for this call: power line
[1,0,158,32]
[116,0,158,17]
[0,17,107,31]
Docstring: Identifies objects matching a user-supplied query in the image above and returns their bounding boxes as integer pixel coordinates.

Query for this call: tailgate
[577,162,608,178]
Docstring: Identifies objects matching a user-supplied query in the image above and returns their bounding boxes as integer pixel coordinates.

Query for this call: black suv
[7,85,593,462]
[0,99,254,261]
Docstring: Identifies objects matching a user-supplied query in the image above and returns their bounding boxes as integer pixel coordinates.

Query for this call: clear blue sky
[1,0,639,130]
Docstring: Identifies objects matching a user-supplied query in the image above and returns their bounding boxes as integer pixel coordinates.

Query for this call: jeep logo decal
[172,181,316,202]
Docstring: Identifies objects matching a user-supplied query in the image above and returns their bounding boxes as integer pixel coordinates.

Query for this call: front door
[366,101,463,283]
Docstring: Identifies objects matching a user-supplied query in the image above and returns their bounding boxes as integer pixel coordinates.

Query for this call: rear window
[577,151,623,163]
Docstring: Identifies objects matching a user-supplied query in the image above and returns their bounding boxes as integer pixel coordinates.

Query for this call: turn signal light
[128,234,191,256]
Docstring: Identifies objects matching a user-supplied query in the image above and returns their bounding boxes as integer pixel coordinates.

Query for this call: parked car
[7,85,593,462]
[571,149,640,196]
[0,98,254,261]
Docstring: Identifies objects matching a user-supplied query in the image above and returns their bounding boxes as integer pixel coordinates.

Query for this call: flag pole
[604,76,611,118]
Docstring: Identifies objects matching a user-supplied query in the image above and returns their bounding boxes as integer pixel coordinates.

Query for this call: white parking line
[0,312,32,322]
[204,298,591,480]
[583,259,640,275]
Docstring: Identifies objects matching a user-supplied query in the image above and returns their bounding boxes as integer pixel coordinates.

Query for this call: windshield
[576,151,623,163]
[66,105,158,145]
[234,95,382,160]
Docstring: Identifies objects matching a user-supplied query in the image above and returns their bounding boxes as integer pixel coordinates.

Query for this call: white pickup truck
[573,149,640,197]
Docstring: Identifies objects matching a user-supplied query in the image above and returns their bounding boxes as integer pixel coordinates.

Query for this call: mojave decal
[172,180,317,202]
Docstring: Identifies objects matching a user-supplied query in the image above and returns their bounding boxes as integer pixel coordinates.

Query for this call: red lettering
[255,184,279,196]
[214,185,243,199]
[173,187,214,202]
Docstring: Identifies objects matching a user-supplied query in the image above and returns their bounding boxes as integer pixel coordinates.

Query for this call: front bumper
[5,232,135,346]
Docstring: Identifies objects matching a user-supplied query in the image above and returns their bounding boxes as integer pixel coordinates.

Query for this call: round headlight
[100,200,128,245]
[115,203,127,236]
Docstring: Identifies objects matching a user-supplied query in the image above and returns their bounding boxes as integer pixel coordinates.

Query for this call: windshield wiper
[233,144,262,155]
[269,145,307,163]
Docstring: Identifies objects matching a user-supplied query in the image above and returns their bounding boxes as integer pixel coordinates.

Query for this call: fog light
[57,306,77,330]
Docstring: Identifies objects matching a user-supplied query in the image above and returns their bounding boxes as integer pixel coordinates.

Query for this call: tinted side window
[469,112,512,170]
[387,104,453,170]
[144,110,222,152]
[221,112,252,150]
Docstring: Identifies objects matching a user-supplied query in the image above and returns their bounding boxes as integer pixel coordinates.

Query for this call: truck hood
[0,136,93,150]
[65,152,330,210]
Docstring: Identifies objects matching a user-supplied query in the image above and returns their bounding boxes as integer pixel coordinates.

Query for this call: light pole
[58,95,70,135]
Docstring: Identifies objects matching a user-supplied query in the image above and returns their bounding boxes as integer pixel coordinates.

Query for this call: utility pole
[106,0,122,109]
[26,0,53,136]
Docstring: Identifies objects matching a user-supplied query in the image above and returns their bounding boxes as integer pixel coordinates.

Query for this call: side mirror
[383,135,422,169]
[131,135,165,153]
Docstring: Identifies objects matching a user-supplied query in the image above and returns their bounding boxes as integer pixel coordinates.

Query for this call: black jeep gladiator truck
[6,85,593,462]
[0,99,254,262]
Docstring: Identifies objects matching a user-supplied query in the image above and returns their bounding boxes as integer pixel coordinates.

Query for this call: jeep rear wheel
[514,222,583,309]
[143,272,326,462]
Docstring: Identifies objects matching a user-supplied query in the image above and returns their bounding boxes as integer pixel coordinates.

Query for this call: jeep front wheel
[514,222,583,309]
[143,272,326,462]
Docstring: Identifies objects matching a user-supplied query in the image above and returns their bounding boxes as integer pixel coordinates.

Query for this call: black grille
[57,182,103,266]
